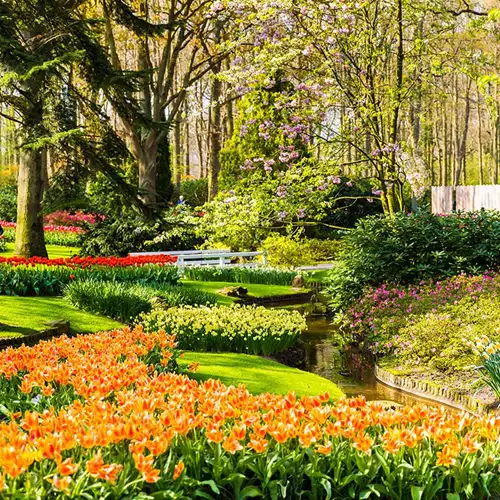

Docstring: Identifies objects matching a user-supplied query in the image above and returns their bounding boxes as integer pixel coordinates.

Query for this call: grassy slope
[0,296,123,338]
[0,254,341,396]
[181,352,344,399]
[3,243,79,259]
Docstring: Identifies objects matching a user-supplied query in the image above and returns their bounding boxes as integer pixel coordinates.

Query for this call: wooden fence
[431,185,500,214]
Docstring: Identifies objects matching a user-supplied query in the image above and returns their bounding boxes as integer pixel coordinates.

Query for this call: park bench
[129,249,267,267]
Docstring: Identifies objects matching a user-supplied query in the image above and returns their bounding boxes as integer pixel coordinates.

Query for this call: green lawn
[182,280,306,305]
[0,296,123,338]
[181,352,344,398]
[3,243,79,259]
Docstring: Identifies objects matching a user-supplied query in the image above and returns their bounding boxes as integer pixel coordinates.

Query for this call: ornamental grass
[138,304,307,355]
[181,265,300,286]
[0,327,499,498]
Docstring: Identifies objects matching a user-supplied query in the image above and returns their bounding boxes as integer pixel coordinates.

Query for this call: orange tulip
[173,460,185,480]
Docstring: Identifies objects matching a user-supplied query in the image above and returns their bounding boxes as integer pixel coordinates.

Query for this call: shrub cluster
[342,272,500,395]
[182,265,300,286]
[0,185,16,222]
[326,210,500,310]
[138,305,306,355]
[0,327,500,498]
[260,235,342,268]
[44,211,102,226]
[64,280,218,322]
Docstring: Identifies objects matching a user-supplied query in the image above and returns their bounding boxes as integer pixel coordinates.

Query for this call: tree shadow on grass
[0,324,39,337]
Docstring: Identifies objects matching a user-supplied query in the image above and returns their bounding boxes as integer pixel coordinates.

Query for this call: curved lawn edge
[0,296,123,338]
[181,351,344,399]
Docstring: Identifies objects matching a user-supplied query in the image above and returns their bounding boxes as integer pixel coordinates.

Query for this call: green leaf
[238,486,263,499]
[411,486,424,500]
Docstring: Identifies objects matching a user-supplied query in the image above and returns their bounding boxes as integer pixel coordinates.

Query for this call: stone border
[0,320,70,349]
[374,365,488,414]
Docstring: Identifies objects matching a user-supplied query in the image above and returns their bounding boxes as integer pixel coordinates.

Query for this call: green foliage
[0,263,179,296]
[0,238,6,253]
[473,337,500,400]
[219,82,307,189]
[64,280,217,323]
[0,186,17,222]
[326,211,500,310]
[261,235,342,268]
[180,178,209,207]
[2,228,80,247]
[80,207,202,256]
[343,272,500,400]
[181,265,299,286]
[138,305,306,355]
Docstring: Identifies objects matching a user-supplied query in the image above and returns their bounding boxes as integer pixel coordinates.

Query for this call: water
[302,316,444,407]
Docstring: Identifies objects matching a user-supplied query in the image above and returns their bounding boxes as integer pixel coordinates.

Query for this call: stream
[302,315,442,406]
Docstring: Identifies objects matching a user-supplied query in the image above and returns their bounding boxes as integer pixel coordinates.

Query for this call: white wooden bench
[129,249,267,267]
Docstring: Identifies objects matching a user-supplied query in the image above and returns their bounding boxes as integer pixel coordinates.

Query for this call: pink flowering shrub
[343,272,500,374]
[44,211,103,226]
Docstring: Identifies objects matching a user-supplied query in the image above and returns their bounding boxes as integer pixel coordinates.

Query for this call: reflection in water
[303,317,441,407]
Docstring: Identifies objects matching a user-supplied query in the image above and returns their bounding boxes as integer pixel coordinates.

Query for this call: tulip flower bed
[1,327,500,498]
[0,221,82,247]
[0,255,179,296]
[138,305,307,355]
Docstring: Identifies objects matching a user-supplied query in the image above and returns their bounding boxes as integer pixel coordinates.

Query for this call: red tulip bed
[0,255,179,296]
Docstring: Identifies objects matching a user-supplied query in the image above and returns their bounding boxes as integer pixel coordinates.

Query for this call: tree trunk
[15,76,47,258]
[208,21,223,200]
[136,130,159,207]
[455,79,472,186]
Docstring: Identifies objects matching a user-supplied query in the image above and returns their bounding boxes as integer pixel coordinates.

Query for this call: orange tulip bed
[1,327,500,499]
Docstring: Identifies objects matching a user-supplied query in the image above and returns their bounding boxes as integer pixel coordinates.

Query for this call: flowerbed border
[0,320,71,348]
[374,364,488,414]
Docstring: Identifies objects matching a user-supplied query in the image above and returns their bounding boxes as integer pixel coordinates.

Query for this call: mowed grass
[182,280,306,305]
[181,352,344,399]
[3,243,79,259]
[0,296,123,338]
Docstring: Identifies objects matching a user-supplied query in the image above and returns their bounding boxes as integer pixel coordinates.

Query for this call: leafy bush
[326,210,500,310]
[64,280,217,322]
[0,261,179,296]
[0,185,17,222]
[261,235,342,268]
[1,329,499,498]
[343,272,500,401]
[44,211,102,226]
[80,207,202,256]
[181,265,300,286]
[138,305,306,355]
[179,178,209,206]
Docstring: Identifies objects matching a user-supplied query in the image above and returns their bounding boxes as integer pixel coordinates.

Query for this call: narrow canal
[302,316,443,407]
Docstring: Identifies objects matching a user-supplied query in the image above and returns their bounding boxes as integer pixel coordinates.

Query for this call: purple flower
[297,208,306,219]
